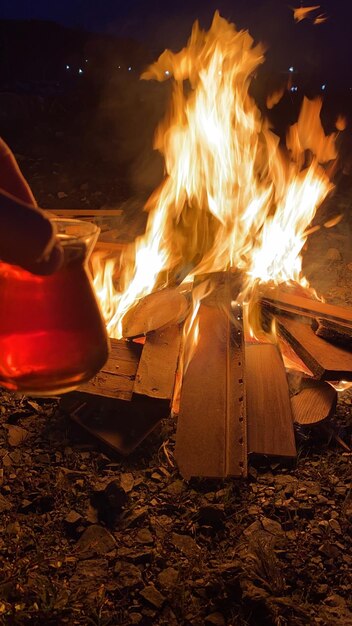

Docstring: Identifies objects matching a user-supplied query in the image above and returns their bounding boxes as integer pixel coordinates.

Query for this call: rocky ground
[0,89,352,625]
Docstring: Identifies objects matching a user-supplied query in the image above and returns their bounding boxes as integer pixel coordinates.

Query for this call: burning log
[261,290,352,329]
[121,288,189,339]
[291,380,337,425]
[276,315,352,381]
[175,296,246,480]
[245,341,296,459]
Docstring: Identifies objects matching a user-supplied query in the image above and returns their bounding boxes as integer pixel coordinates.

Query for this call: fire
[92,12,335,352]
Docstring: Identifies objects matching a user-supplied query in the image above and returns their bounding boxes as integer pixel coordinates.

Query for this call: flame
[92,12,336,350]
[313,14,328,25]
[292,5,320,23]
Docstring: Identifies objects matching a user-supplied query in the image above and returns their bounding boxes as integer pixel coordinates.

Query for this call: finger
[0,137,36,206]
[0,189,62,273]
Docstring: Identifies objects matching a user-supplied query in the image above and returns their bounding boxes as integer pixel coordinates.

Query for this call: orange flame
[92,13,336,346]
[292,5,320,23]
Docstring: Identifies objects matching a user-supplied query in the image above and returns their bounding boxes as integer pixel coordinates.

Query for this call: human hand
[0,138,63,274]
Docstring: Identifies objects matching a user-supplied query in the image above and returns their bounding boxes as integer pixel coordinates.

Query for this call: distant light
[118,65,121,69]
[165,70,170,76]
[321,83,326,91]
[289,66,294,72]
[290,85,298,92]
[128,66,132,71]
[78,68,83,74]
[85,59,88,63]
[66,65,70,70]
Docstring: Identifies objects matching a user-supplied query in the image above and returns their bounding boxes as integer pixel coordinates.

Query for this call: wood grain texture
[291,381,337,425]
[78,338,142,401]
[133,324,182,400]
[245,342,296,458]
[175,301,246,480]
[122,289,189,339]
[262,292,352,328]
[277,315,352,381]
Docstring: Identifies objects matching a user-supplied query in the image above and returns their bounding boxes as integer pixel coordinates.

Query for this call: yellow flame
[92,12,336,346]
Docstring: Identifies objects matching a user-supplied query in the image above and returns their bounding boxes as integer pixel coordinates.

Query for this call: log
[122,288,189,339]
[261,290,352,328]
[290,380,337,425]
[312,318,352,347]
[276,315,352,381]
[175,299,246,479]
[133,324,182,400]
[245,341,296,458]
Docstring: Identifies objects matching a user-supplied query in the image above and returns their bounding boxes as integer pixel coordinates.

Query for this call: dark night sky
[1,1,352,78]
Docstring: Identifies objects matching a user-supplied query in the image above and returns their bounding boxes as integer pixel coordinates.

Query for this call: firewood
[290,380,337,425]
[312,318,352,347]
[175,300,246,479]
[245,341,296,458]
[122,288,189,339]
[261,290,352,328]
[77,338,142,401]
[276,315,352,381]
[133,324,182,400]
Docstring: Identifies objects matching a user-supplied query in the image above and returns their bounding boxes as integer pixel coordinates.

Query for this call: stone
[136,528,154,545]
[114,561,143,587]
[205,613,226,626]
[139,584,165,608]
[76,525,116,558]
[164,480,185,496]
[157,567,179,589]
[5,425,28,447]
[171,532,200,557]
[120,473,135,493]
[261,517,283,535]
[90,480,127,525]
[57,191,68,199]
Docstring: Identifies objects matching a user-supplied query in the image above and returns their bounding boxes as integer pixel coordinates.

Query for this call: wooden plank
[78,338,142,401]
[245,342,296,458]
[175,300,246,480]
[261,291,352,328]
[47,209,123,217]
[133,324,182,400]
[276,315,352,381]
[291,380,337,425]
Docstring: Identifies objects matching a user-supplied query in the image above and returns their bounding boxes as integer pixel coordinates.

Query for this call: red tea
[0,236,109,395]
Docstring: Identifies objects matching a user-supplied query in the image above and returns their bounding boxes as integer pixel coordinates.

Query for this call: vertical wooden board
[245,342,296,458]
[175,303,246,479]
[133,324,182,400]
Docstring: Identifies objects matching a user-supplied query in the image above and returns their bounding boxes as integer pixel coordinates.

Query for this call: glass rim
[49,217,100,244]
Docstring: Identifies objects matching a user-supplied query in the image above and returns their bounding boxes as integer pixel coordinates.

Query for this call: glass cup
[0,218,110,395]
